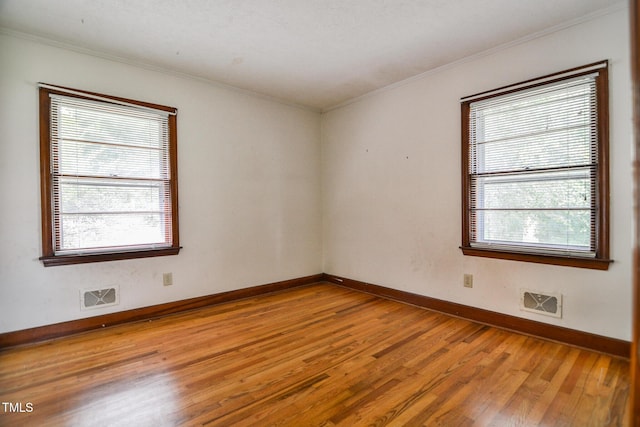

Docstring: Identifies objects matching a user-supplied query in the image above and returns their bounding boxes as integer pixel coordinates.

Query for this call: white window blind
[467,73,600,257]
[49,94,174,254]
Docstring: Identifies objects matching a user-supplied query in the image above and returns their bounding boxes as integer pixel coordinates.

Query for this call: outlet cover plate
[163,273,173,286]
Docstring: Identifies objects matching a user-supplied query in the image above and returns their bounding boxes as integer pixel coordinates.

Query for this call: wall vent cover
[520,289,562,318]
[81,286,119,310]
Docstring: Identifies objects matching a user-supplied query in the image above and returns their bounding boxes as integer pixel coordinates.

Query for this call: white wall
[322,7,633,340]
[0,6,633,341]
[0,34,322,333]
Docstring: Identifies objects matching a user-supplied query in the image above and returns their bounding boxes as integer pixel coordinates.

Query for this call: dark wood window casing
[460,62,611,270]
[39,84,180,266]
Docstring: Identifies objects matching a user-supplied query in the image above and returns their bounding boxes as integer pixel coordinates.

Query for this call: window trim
[460,62,611,270]
[39,84,181,266]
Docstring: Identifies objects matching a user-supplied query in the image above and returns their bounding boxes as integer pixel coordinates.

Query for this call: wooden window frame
[39,85,181,266]
[460,62,611,270]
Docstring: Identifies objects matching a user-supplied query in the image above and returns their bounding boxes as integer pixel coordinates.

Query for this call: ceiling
[0,0,623,111]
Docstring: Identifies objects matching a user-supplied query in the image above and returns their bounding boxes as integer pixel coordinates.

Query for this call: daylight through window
[39,85,180,266]
[460,62,610,269]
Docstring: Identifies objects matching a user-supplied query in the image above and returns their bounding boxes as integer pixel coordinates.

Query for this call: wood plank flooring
[0,283,630,426]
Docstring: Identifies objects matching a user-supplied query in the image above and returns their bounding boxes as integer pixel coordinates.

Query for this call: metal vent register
[81,287,119,310]
[520,290,562,318]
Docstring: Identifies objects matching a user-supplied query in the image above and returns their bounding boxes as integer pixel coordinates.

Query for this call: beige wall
[0,34,322,333]
[322,7,633,340]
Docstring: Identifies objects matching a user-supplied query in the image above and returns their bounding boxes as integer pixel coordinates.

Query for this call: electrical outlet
[163,272,173,286]
[463,274,473,288]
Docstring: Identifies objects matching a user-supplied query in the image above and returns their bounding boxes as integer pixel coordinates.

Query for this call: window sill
[460,246,612,270]
[40,247,181,267]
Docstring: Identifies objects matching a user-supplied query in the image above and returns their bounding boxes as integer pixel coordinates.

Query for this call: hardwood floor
[0,283,630,426]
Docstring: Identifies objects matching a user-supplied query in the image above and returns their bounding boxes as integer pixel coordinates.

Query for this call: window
[460,61,611,269]
[39,84,180,266]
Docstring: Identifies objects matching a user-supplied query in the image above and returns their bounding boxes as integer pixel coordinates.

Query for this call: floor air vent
[81,287,119,310]
[520,289,562,318]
